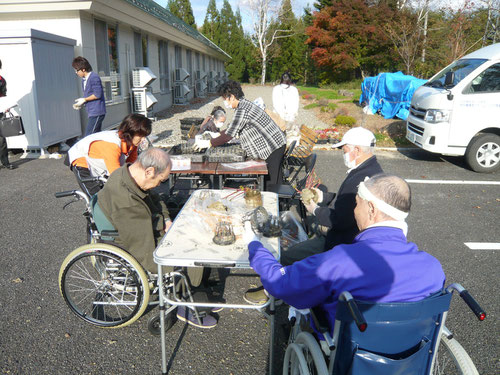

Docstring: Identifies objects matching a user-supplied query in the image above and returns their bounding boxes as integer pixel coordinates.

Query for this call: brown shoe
[243,286,269,305]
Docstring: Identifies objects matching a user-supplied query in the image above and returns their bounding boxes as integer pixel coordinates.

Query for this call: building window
[186,49,192,86]
[94,19,121,103]
[134,31,148,67]
[195,52,200,71]
[175,45,182,68]
[202,54,206,72]
[158,40,170,93]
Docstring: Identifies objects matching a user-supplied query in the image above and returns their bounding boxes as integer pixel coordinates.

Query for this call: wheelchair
[283,285,486,375]
[55,189,202,332]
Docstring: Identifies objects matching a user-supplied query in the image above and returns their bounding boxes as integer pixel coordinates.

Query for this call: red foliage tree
[306,0,397,81]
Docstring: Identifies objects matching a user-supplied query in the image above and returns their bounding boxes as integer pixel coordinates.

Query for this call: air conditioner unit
[132,67,157,87]
[175,68,190,82]
[196,81,207,98]
[208,71,215,80]
[131,88,157,115]
[174,83,190,104]
[208,80,217,93]
[195,70,201,80]
[199,70,207,80]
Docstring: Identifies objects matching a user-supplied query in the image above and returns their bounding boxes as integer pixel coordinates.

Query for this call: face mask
[343,150,357,169]
[223,99,231,109]
[215,121,224,129]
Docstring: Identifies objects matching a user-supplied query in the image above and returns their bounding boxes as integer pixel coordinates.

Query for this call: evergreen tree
[313,0,333,12]
[201,0,219,41]
[167,0,196,28]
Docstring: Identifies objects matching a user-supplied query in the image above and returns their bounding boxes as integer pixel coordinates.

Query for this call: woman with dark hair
[72,56,106,135]
[67,113,152,196]
[272,71,299,131]
[194,80,286,187]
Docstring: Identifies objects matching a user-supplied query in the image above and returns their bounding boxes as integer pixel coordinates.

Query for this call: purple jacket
[82,72,106,116]
[249,226,445,334]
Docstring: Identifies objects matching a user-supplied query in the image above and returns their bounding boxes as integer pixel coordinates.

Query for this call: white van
[406,43,500,172]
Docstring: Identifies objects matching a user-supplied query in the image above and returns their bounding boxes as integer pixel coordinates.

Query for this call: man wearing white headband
[245,127,383,304]
[246,173,445,336]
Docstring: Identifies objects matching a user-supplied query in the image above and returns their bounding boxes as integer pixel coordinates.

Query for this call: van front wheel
[465,133,500,173]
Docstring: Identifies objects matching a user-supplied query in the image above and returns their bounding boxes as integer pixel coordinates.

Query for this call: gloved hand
[193,138,211,151]
[313,187,323,203]
[303,200,319,215]
[243,221,260,245]
[73,98,86,109]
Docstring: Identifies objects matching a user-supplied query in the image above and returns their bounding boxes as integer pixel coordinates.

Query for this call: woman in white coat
[272,72,299,131]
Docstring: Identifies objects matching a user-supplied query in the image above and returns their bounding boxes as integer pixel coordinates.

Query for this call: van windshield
[424,58,487,88]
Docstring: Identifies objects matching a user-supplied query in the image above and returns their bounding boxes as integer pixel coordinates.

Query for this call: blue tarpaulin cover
[359,72,427,120]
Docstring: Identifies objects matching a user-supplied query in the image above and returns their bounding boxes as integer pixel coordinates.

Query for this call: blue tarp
[359,72,427,120]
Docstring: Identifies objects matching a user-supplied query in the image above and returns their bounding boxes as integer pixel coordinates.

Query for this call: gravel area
[151,84,329,148]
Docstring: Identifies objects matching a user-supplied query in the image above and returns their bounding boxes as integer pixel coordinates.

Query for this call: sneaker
[211,306,224,313]
[176,306,218,329]
[244,286,269,305]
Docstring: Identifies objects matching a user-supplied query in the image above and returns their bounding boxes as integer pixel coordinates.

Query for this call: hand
[313,188,323,203]
[243,221,260,244]
[164,220,173,231]
[74,97,86,108]
[193,139,211,151]
[303,200,318,215]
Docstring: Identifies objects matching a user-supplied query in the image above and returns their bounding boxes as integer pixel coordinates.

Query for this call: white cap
[331,127,376,148]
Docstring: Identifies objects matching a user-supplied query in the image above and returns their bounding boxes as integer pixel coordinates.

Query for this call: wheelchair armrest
[310,307,336,350]
[101,230,119,237]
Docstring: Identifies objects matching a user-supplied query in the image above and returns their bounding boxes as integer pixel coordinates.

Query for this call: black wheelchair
[283,286,486,375]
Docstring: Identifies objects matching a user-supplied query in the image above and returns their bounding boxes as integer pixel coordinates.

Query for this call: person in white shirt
[272,72,299,131]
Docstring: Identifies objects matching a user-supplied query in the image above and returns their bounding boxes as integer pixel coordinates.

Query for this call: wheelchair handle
[447,283,486,321]
[81,176,107,183]
[54,190,89,205]
[339,292,368,332]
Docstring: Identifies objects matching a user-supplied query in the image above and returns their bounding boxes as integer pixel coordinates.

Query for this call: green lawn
[297,85,362,101]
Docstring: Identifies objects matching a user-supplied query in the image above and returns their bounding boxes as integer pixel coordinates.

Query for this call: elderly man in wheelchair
[245,173,485,375]
[58,148,217,331]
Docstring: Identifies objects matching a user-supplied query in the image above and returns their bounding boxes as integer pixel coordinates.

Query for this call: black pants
[72,166,102,197]
[0,135,9,166]
[265,144,286,189]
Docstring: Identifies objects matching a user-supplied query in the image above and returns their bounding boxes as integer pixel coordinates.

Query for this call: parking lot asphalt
[0,148,498,374]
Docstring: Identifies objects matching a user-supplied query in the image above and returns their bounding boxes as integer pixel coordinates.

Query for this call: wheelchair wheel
[59,243,150,328]
[283,332,329,375]
[147,309,176,336]
[431,333,479,375]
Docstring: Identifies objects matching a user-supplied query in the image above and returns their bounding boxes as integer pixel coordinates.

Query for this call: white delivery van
[406,43,500,172]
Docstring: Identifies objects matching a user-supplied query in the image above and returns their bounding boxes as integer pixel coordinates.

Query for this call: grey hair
[358,145,374,154]
[137,147,171,175]
[364,173,411,214]
[213,110,226,122]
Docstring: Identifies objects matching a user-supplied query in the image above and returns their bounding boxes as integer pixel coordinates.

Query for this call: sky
[153,0,315,32]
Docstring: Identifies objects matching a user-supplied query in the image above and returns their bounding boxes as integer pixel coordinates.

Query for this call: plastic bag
[280,211,308,251]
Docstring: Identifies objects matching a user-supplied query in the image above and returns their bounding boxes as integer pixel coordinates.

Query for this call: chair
[282,140,297,183]
[267,153,317,225]
[288,125,319,166]
[283,285,486,375]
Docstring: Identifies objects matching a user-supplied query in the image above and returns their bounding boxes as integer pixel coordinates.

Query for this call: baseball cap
[331,127,376,148]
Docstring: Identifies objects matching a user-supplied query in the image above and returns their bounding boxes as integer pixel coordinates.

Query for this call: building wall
[0,1,228,136]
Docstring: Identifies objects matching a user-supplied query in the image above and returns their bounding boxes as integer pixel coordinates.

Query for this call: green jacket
[97,164,169,273]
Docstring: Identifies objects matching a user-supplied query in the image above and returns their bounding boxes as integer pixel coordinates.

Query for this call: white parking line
[405,179,500,185]
[464,242,500,250]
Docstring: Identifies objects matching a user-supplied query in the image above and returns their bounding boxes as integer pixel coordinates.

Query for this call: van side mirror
[444,71,455,87]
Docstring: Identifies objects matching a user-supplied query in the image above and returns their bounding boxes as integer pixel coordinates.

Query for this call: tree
[241,0,295,85]
[268,0,309,84]
[167,0,196,28]
[201,0,219,41]
[306,0,397,82]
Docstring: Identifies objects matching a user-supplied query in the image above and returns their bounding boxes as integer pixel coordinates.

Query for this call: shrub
[327,103,337,111]
[335,115,356,127]
[374,132,389,142]
[317,98,329,107]
[304,103,319,110]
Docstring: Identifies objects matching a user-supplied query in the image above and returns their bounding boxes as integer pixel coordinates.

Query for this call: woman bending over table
[194,80,286,188]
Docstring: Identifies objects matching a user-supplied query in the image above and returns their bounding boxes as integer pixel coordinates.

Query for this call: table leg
[218,175,223,190]
[260,175,264,191]
[269,296,275,375]
[158,264,167,375]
